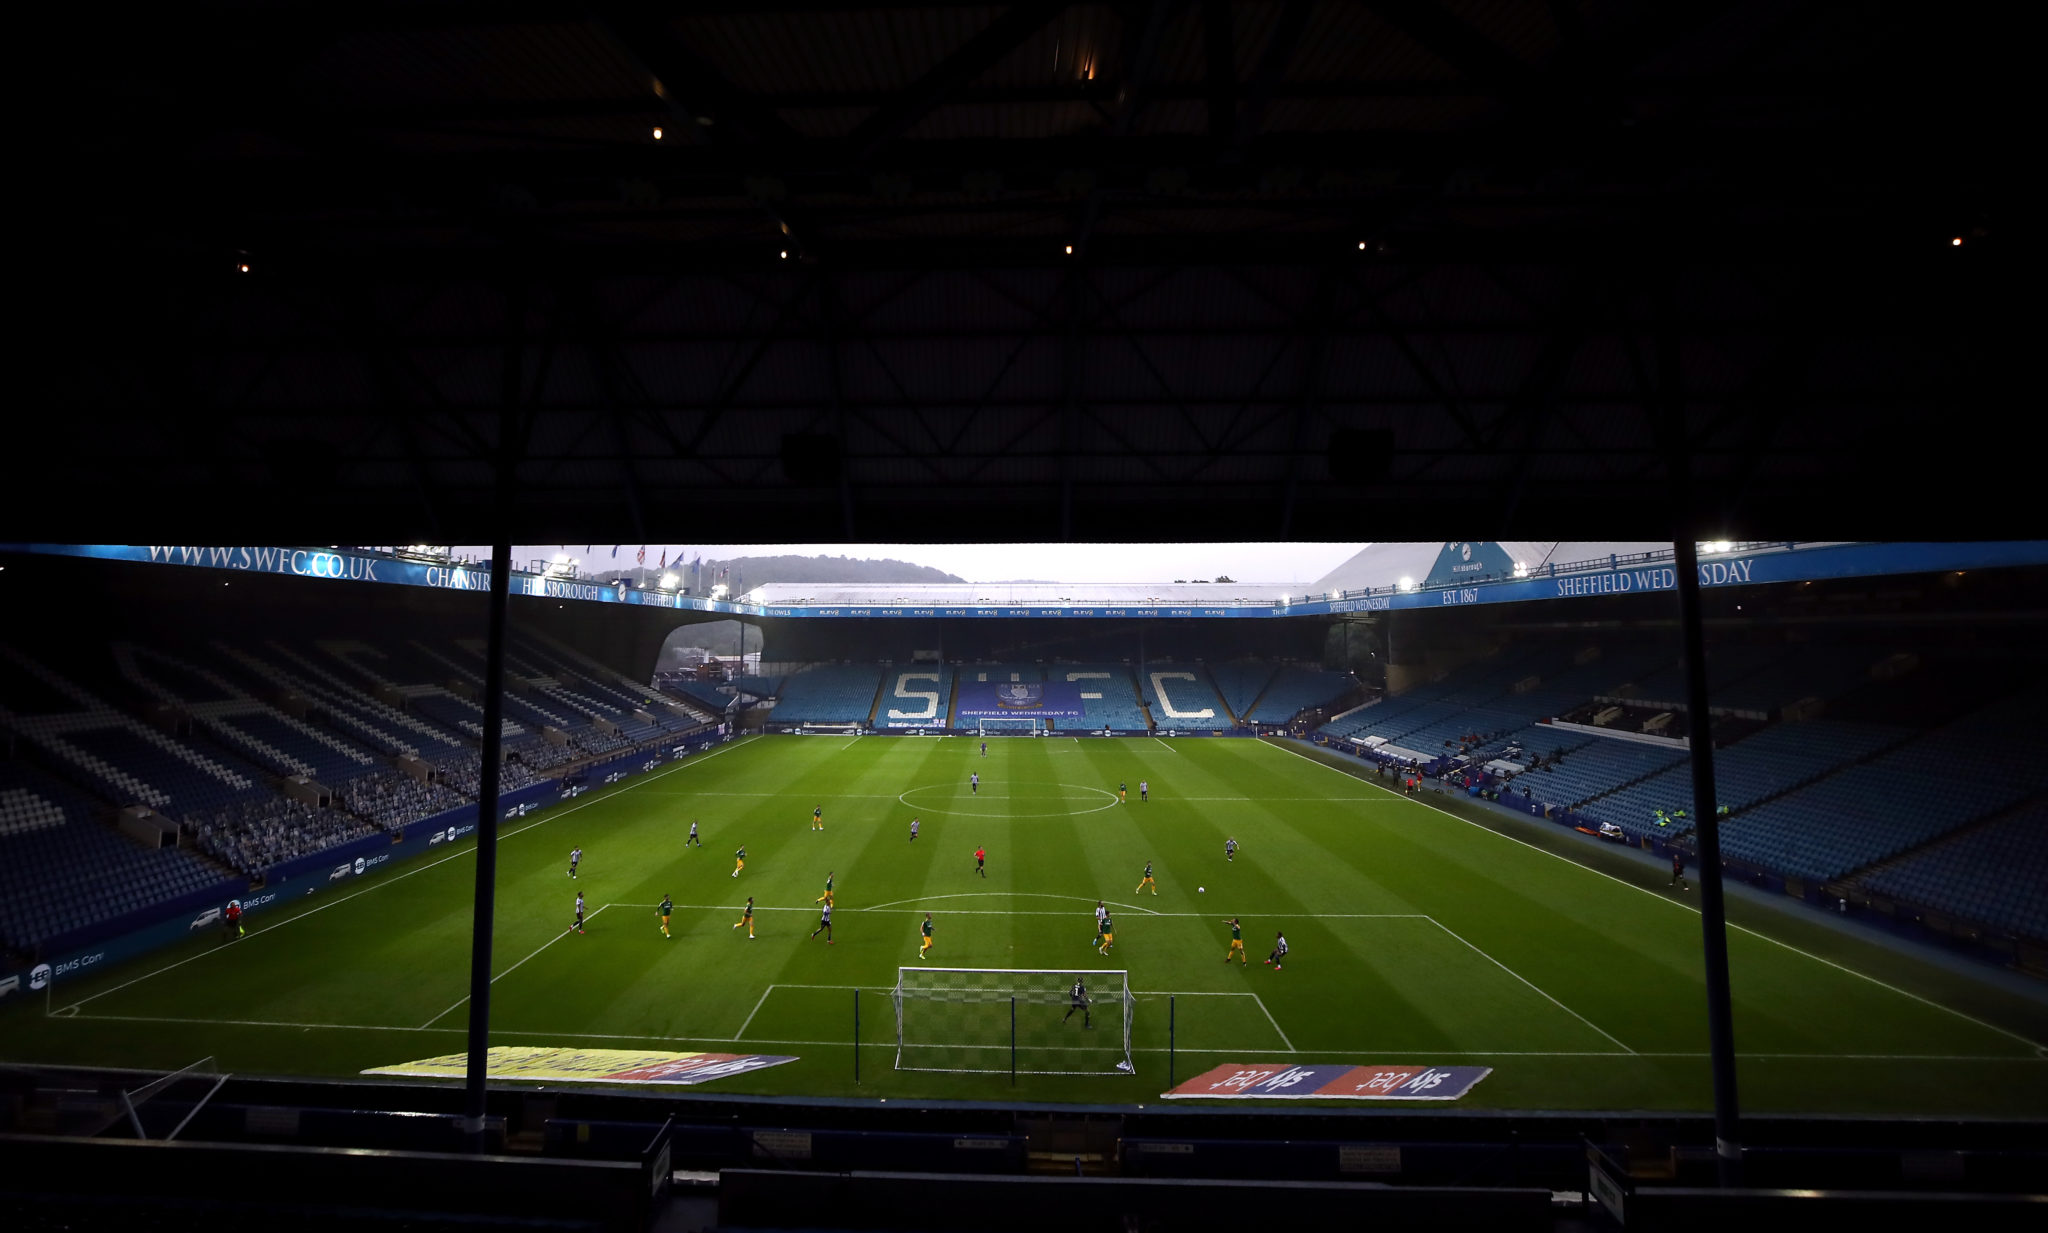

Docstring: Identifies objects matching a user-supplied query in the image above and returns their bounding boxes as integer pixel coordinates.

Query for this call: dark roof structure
[21,1,2019,545]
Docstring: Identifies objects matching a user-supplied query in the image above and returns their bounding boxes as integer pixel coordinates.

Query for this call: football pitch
[7,735,2047,1114]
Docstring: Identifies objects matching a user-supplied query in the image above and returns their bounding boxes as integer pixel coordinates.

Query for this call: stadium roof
[21,1,2021,546]
[1309,540,1671,593]
[746,581,1285,606]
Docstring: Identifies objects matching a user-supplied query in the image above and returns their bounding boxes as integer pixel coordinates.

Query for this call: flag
[660,549,668,570]
[637,546,646,565]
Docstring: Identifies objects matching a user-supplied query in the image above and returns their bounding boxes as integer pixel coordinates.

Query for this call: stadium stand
[1244,665,1355,724]
[110,642,387,784]
[1717,694,2048,882]
[0,763,229,951]
[187,796,379,877]
[1047,663,1147,730]
[1206,662,1276,722]
[1708,643,1882,714]
[874,664,955,728]
[727,674,783,701]
[1858,802,2048,941]
[1578,720,1912,841]
[656,677,734,716]
[1138,663,1230,729]
[216,642,470,757]
[1319,643,1681,749]
[1507,739,1690,813]
[517,632,712,727]
[435,739,568,797]
[769,665,883,724]
[337,768,469,831]
[1616,644,1791,708]
[572,728,633,756]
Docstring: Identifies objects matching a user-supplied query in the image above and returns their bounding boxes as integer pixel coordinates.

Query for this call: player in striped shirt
[810,900,834,944]
[568,847,582,878]
[1265,931,1288,970]
[572,891,586,934]
[686,820,701,848]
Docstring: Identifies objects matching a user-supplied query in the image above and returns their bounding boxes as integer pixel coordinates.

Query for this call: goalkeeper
[1062,976,1092,1029]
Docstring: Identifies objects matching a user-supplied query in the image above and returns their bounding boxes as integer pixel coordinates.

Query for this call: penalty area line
[1250,992,1294,1052]
[732,985,775,1040]
[1425,915,1635,1055]
[420,906,610,1029]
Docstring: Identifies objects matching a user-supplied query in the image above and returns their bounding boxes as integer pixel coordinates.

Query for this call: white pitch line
[1257,738,2048,1051]
[640,791,1378,802]
[1250,992,1295,1052]
[862,891,1164,916]
[52,1011,2045,1064]
[732,985,776,1040]
[840,735,863,750]
[55,738,757,1015]
[1425,916,1636,1055]
[612,902,1422,920]
[420,906,610,1028]
[741,982,1261,1001]
[1153,736,1176,751]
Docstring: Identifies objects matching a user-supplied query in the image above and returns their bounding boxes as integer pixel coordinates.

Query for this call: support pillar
[1673,538,1741,1184]
[462,539,512,1149]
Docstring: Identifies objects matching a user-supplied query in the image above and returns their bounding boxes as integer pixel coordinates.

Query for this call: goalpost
[976,717,1045,736]
[893,967,1136,1076]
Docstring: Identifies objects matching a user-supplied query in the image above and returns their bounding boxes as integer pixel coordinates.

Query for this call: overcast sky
[450,543,1370,587]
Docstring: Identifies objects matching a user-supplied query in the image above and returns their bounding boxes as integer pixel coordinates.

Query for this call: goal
[893,967,1136,1076]
[976,716,1045,736]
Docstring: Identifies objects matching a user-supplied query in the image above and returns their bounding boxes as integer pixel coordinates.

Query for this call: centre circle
[897,780,1121,818]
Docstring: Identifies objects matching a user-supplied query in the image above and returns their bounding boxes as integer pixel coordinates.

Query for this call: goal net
[977,717,1045,736]
[893,967,1135,1076]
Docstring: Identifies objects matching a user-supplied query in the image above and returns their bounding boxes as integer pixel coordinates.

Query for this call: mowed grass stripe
[6,735,2045,1115]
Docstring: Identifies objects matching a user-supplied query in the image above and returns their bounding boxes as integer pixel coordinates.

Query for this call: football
[1198,886,1205,893]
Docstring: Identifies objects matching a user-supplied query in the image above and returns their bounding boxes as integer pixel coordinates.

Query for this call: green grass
[7,734,2047,1114]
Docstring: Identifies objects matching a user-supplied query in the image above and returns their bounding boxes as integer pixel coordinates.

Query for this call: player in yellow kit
[732,845,746,878]
[1134,861,1157,895]
[1223,916,1245,965]
[918,912,934,960]
[732,896,754,938]
[811,806,824,831]
[816,870,834,906]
